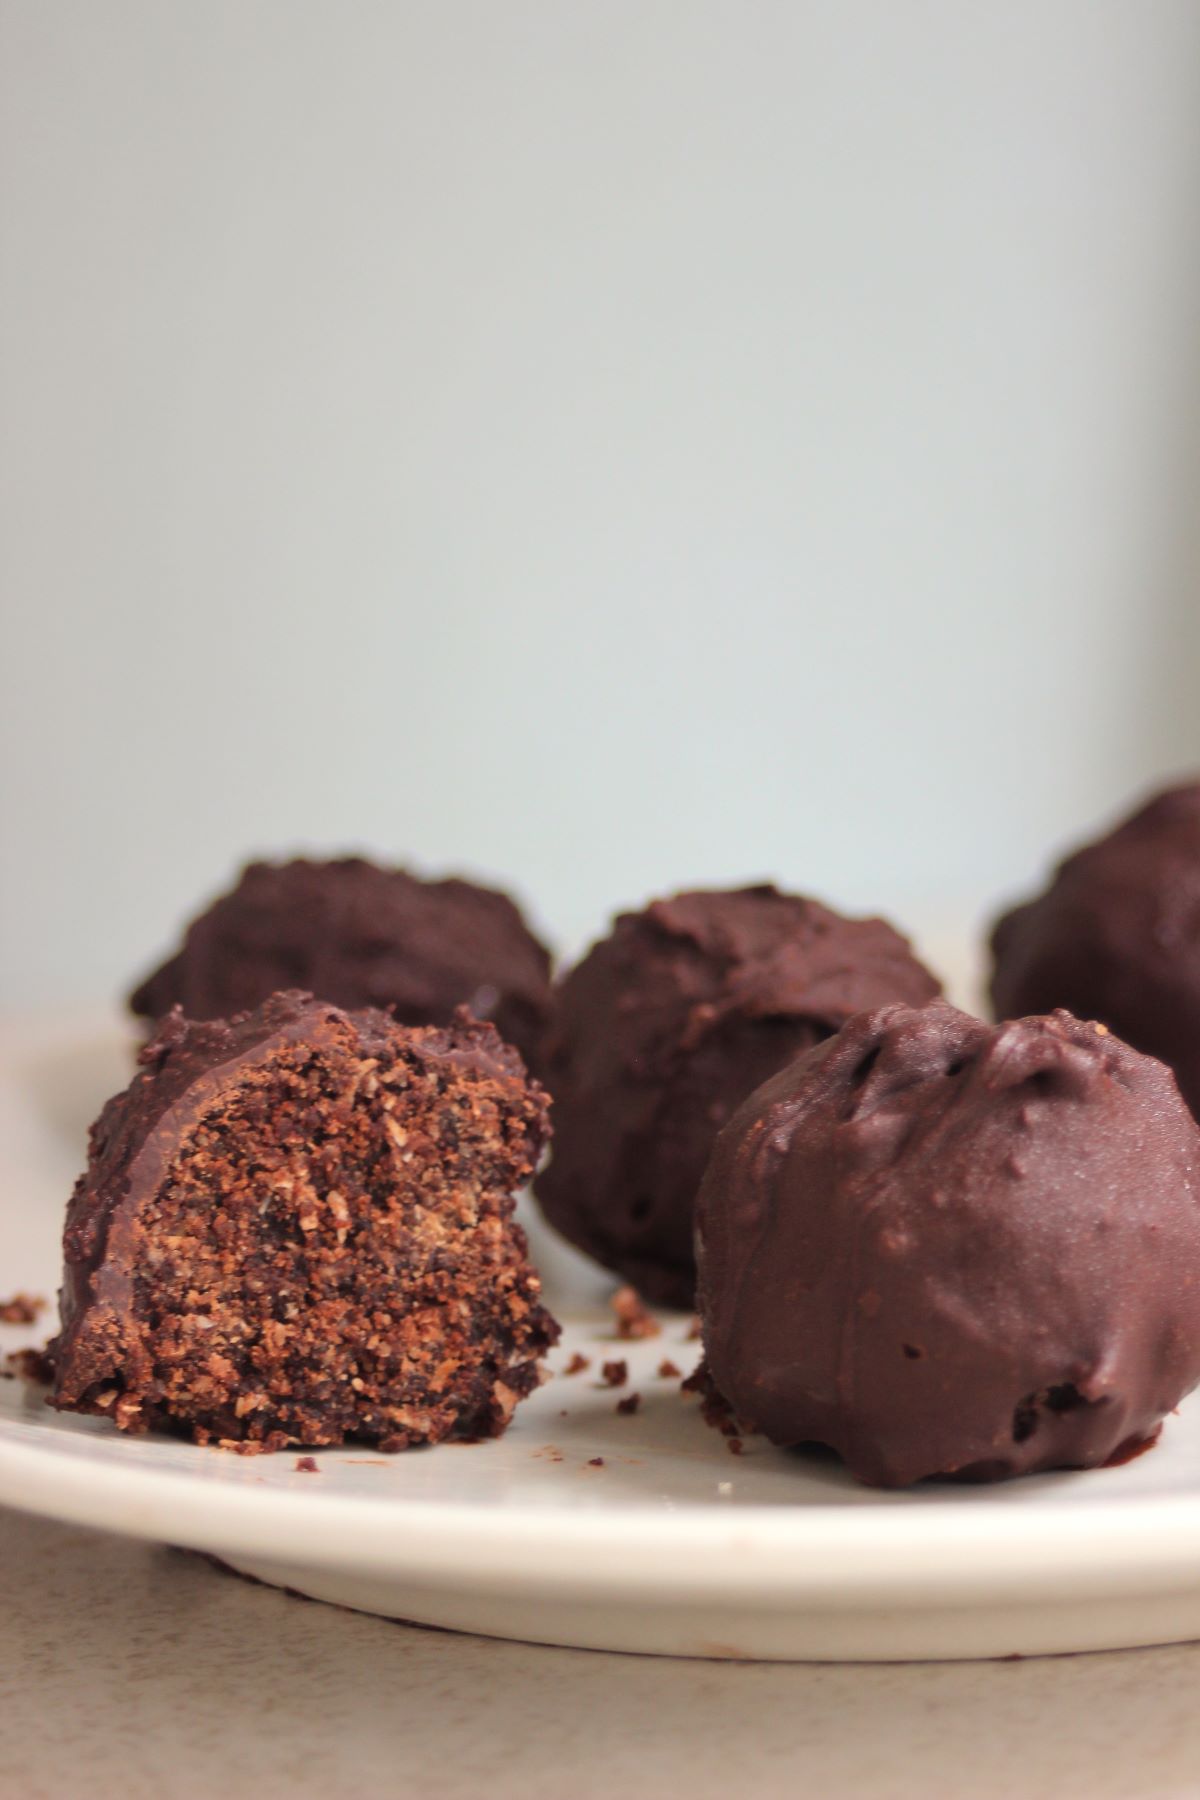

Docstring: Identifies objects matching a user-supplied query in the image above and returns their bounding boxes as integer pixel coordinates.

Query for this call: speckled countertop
[2,1505,1198,1799]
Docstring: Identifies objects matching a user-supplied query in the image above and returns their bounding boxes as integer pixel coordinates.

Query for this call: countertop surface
[3,1504,1199,1800]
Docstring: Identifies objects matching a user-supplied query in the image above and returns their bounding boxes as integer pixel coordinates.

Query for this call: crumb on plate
[0,1293,44,1325]
[611,1285,661,1339]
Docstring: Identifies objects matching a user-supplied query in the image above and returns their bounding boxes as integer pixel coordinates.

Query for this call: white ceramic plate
[4,1013,1200,1663]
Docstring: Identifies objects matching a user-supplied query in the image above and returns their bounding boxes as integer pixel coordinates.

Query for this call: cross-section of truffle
[51,993,558,1450]
[129,858,553,1076]
[695,1000,1200,1487]
[991,782,1200,1118]
[535,886,940,1308]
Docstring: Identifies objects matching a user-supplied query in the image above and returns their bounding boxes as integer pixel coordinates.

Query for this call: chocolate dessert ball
[991,782,1200,1117]
[696,1000,1200,1487]
[52,993,558,1450]
[130,858,553,1074]
[535,886,941,1308]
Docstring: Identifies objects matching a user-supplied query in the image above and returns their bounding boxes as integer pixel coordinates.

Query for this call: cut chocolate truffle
[991,782,1200,1118]
[535,886,940,1308]
[696,1000,1200,1487]
[51,992,558,1450]
[129,858,553,1076]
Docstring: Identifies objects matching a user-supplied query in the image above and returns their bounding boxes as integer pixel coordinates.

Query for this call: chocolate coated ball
[537,886,940,1308]
[130,857,553,1075]
[991,782,1200,1117]
[696,1000,1200,1486]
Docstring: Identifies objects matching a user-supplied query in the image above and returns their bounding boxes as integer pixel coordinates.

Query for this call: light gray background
[4,1,1200,1010]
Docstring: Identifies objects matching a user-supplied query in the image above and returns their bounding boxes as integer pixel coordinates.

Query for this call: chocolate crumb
[587,1456,605,1467]
[610,1285,661,1340]
[657,1358,682,1379]
[8,1346,53,1384]
[728,1437,744,1455]
[294,1456,319,1474]
[0,1293,44,1326]
[616,1392,641,1415]
[562,1351,591,1375]
[684,1360,743,1436]
[600,1359,628,1388]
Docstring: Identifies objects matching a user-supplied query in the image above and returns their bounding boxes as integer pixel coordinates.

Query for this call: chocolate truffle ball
[535,886,941,1308]
[52,993,558,1450]
[696,1000,1200,1487]
[130,858,553,1075]
[991,782,1200,1117]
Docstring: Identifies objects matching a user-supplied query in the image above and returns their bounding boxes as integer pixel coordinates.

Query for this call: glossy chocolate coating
[991,782,1200,1117]
[129,858,553,1076]
[536,886,940,1308]
[696,1000,1200,1487]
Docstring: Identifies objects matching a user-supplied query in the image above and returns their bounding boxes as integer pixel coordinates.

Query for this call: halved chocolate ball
[52,993,558,1450]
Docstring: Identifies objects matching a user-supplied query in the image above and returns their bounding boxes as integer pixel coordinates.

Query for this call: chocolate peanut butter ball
[535,886,941,1308]
[130,858,553,1075]
[696,1000,1200,1487]
[52,993,558,1450]
[991,782,1200,1117]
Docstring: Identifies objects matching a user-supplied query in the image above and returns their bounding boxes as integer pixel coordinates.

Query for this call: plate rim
[8,1010,1200,1639]
[4,1417,1200,1604]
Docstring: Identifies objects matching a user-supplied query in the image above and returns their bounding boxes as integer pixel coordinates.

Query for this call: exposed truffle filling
[65,1040,554,1449]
